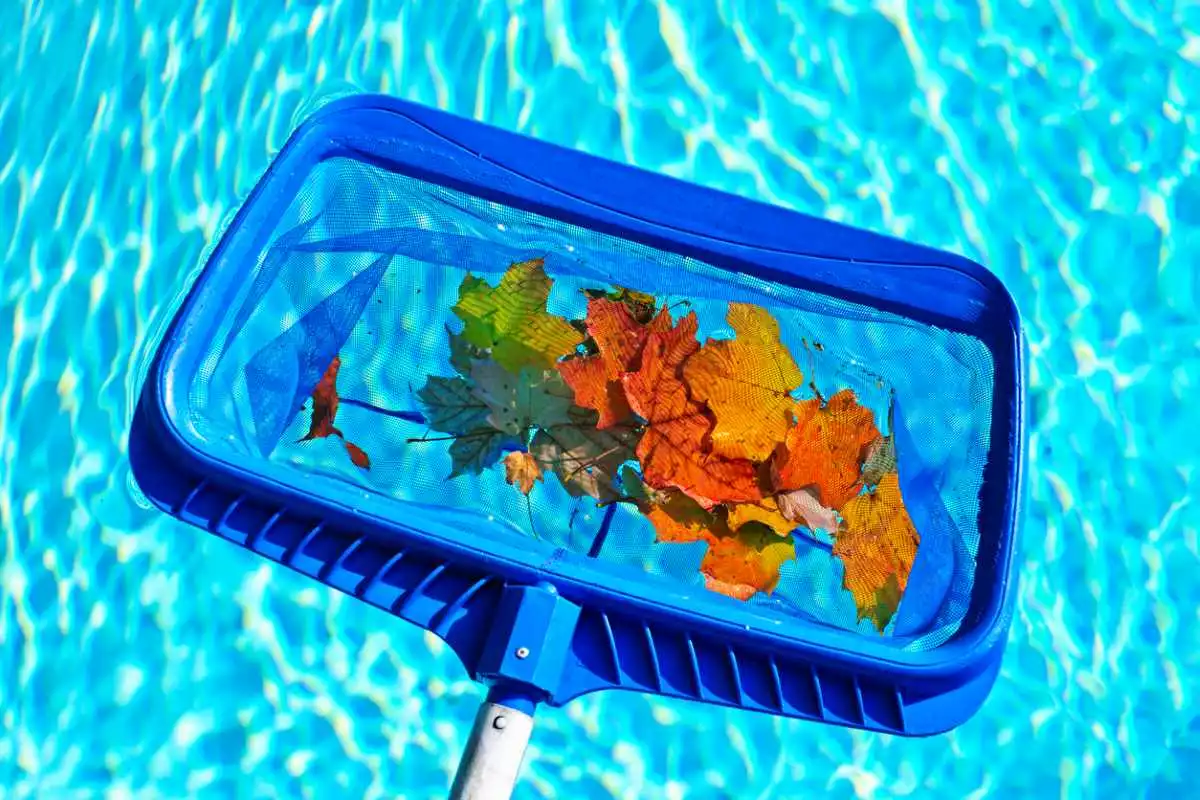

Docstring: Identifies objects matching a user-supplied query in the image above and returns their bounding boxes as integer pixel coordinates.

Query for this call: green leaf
[530,420,641,503]
[451,258,585,373]
[469,360,577,437]
[416,375,490,435]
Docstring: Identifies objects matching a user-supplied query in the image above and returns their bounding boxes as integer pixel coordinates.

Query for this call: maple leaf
[446,325,487,376]
[622,310,763,509]
[503,451,544,495]
[300,355,344,441]
[776,487,839,533]
[701,523,797,600]
[681,303,804,462]
[412,368,520,478]
[583,285,658,324]
[446,428,520,478]
[643,488,726,544]
[416,375,490,435]
[297,355,371,470]
[451,257,585,373]
[833,472,920,632]
[621,465,796,602]
[770,389,881,510]
[529,414,640,503]
[558,355,633,430]
[557,297,662,429]
[468,360,578,437]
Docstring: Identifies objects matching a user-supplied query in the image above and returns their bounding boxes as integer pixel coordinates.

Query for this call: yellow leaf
[834,472,920,632]
[701,523,797,600]
[681,303,804,462]
[726,498,796,538]
[452,258,585,373]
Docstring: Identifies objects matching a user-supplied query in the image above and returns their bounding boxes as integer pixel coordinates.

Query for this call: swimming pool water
[1,1,1197,798]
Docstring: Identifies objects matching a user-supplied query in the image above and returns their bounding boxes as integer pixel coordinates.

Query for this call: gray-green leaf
[417,375,490,435]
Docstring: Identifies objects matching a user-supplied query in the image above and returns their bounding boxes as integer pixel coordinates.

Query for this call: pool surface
[2,1,1198,798]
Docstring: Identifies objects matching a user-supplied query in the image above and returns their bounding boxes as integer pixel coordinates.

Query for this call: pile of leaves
[306,257,921,632]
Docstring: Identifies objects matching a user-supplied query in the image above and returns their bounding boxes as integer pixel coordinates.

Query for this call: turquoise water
[1,0,1197,797]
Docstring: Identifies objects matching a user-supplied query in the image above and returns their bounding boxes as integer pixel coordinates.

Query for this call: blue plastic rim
[130,94,1027,736]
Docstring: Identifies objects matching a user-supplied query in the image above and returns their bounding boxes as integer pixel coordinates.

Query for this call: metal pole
[448,694,536,800]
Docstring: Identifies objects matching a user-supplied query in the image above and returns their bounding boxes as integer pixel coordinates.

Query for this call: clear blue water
[1,1,1197,797]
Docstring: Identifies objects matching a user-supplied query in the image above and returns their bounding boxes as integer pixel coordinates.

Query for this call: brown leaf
[301,355,343,442]
[503,450,544,495]
[298,354,371,471]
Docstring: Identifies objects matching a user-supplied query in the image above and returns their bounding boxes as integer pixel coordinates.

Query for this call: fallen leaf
[298,355,371,470]
[557,297,665,429]
[861,434,897,488]
[416,375,490,435]
[726,498,797,538]
[701,523,797,600]
[623,310,763,509]
[770,389,881,510]
[776,487,839,533]
[583,285,658,324]
[504,451,544,495]
[833,472,920,632]
[644,490,725,544]
[446,325,487,375]
[447,427,520,478]
[452,258,585,373]
[529,413,640,503]
[681,303,804,462]
[469,360,578,437]
[343,441,372,470]
[300,355,343,441]
[558,354,633,430]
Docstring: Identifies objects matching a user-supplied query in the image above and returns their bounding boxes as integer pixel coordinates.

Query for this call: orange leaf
[834,472,920,632]
[301,355,343,441]
[503,450,544,495]
[770,389,880,510]
[623,310,762,509]
[298,354,371,471]
[643,489,725,544]
[558,354,633,430]
[682,303,804,462]
[343,441,372,470]
[701,523,796,600]
[558,297,663,429]
[587,297,657,379]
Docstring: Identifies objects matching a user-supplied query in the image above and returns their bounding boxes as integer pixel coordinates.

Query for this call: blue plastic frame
[128,94,1027,736]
